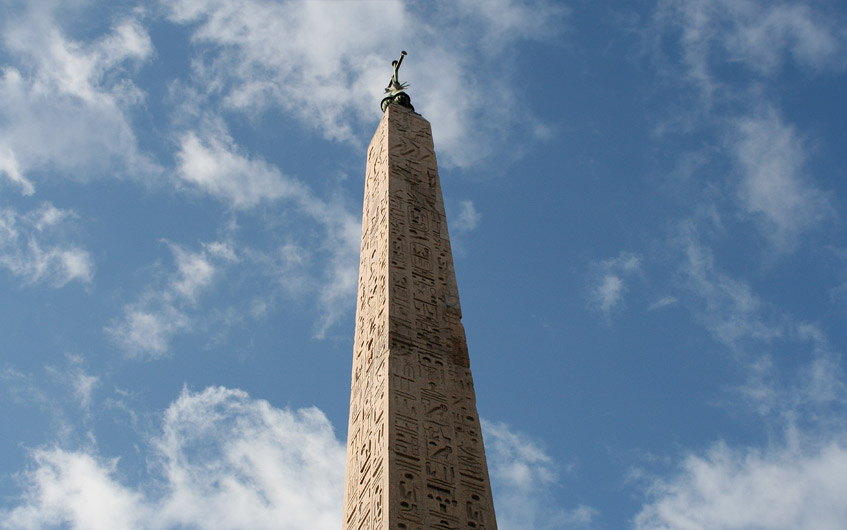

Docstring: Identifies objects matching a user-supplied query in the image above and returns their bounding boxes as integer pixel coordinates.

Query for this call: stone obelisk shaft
[343,104,497,530]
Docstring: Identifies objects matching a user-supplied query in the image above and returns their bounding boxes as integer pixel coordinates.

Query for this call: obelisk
[343,53,497,530]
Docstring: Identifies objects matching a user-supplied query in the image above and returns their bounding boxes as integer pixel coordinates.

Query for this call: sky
[1,0,847,528]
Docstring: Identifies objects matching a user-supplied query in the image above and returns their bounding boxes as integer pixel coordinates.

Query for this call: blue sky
[1,0,847,528]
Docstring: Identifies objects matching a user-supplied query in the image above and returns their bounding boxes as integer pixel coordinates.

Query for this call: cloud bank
[1,387,346,530]
[1,388,583,530]
[635,439,847,530]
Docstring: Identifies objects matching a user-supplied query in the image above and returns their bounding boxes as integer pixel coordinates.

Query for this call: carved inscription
[343,105,497,530]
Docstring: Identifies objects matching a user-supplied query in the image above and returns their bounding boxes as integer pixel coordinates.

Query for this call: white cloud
[43,355,100,412]
[1,449,148,530]
[0,203,93,287]
[734,354,780,416]
[312,218,360,338]
[678,227,781,349]
[1,367,55,418]
[162,0,404,146]
[634,439,847,530]
[588,252,642,316]
[731,109,831,249]
[2,356,105,448]
[0,386,346,530]
[651,1,838,248]
[0,0,563,342]
[0,5,158,192]
[70,370,99,411]
[106,240,233,358]
[453,0,565,52]
[791,324,847,418]
[107,200,357,351]
[244,202,359,338]
[648,296,678,311]
[107,307,192,359]
[173,117,360,336]
[0,145,34,195]
[30,202,73,231]
[483,420,597,530]
[170,242,228,302]
[0,386,587,530]
[675,221,847,419]
[595,275,625,313]
[162,0,565,168]
[154,387,345,529]
[656,0,846,95]
[721,3,844,74]
[175,128,306,209]
[454,200,481,233]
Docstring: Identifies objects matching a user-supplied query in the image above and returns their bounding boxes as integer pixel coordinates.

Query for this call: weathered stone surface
[343,104,497,530]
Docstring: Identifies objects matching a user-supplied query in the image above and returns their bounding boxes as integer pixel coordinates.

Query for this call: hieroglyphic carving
[343,104,497,530]
[344,111,391,530]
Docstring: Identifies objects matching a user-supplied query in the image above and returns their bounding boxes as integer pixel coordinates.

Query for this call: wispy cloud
[483,420,597,530]
[720,2,845,74]
[674,215,847,419]
[106,240,237,358]
[1,355,102,448]
[637,0,847,436]
[44,355,100,413]
[654,0,846,101]
[0,146,33,195]
[648,295,678,311]
[730,108,832,249]
[677,222,781,349]
[650,0,841,249]
[588,252,642,317]
[0,202,93,287]
[637,230,847,528]
[454,200,481,233]
[452,0,565,52]
[790,324,847,423]
[173,117,360,337]
[107,306,192,359]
